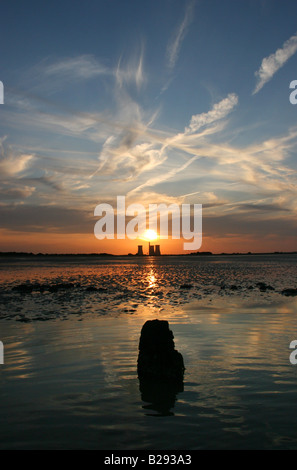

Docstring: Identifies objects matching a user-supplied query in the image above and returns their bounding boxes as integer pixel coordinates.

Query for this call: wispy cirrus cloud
[128,93,239,195]
[127,155,198,196]
[253,32,297,94]
[43,55,109,80]
[39,52,146,92]
[167,0,195,69]
[115,48,145,90]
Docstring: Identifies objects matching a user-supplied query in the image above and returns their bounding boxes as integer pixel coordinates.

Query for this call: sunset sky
[1,0,297,254]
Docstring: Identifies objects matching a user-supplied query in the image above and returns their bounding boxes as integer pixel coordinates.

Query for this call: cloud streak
[127,155,198,196]
[167,1,195,69]
[41,52,146,92]
[185,93,238,134]
[43,55,109,81]
[253,32,297,94]
[127,93,238,195]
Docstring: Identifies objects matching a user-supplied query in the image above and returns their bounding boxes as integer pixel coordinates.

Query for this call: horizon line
[0,250,297,257]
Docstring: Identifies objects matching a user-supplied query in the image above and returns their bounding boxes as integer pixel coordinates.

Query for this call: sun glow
[141,229,158,241]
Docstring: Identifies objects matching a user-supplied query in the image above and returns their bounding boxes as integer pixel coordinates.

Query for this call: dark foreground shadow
[137,319,185,416]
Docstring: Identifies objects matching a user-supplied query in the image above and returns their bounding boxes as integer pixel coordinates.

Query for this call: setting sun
[141,229,158,241]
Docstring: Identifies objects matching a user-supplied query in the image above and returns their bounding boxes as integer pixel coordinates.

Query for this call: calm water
[0,254,297,449]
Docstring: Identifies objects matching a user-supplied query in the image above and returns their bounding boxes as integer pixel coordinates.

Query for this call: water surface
[0,254,297,449]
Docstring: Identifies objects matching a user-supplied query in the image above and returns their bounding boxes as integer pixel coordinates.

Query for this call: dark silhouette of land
[0,251,296,258]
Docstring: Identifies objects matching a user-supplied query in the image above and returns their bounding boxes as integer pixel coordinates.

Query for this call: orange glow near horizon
[0,229,297,255]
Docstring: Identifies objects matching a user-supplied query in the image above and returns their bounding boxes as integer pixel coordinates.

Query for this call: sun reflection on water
[147,267,157,290]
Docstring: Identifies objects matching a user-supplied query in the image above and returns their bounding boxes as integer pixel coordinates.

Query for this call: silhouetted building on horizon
[149,243,155,256]
[148,243,161,256]
[137,245,144,256]
[137,243,161,256]
[155,245,161,256]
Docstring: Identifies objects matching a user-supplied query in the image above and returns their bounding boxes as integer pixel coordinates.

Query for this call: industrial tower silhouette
[137,243,161,256]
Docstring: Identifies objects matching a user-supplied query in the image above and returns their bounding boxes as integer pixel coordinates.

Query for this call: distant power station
[137,244,161,256]
[155,245,161,256]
